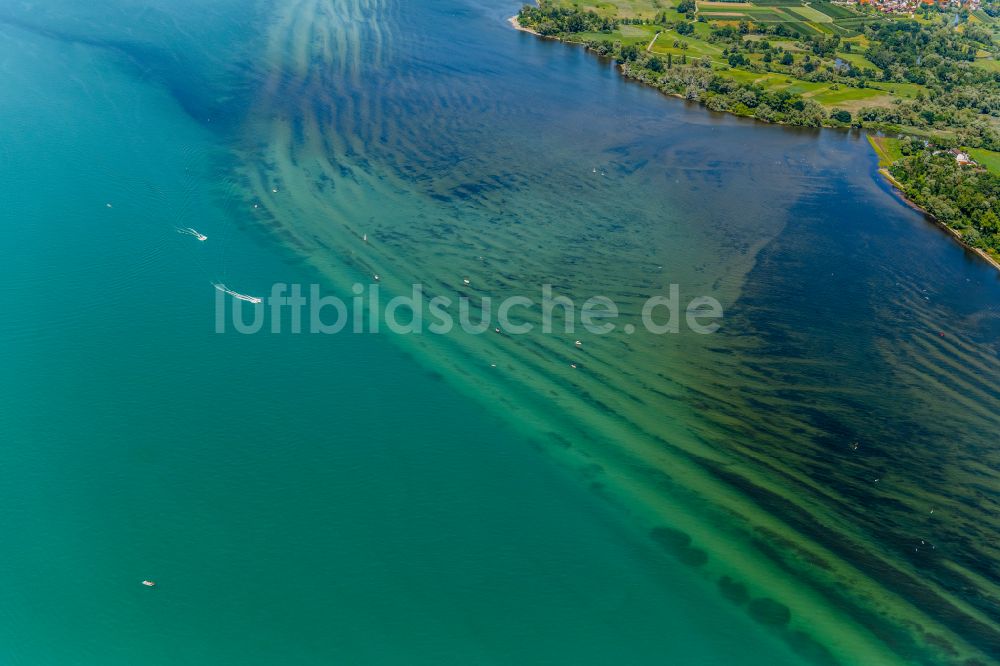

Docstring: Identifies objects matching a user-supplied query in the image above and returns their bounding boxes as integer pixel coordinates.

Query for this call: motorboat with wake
[176,227,208,241]
[213,282,262,304]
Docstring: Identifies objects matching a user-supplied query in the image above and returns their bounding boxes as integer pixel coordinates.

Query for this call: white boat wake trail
[213,282,261,304]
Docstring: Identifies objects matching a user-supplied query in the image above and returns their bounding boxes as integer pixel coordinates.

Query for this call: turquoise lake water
[0,1,997,664]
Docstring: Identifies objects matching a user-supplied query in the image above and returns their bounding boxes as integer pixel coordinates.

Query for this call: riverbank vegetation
[870,136,1000,258]
[516,0,1000,262]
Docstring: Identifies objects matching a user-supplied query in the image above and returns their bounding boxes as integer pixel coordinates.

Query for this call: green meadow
[973,56,1000,72]
[575,22,660,45]
[969,147,1000,174]
[562,0,675,18]
[867,135,904,167]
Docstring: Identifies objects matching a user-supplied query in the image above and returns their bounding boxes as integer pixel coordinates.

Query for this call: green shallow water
[0,0,997,664]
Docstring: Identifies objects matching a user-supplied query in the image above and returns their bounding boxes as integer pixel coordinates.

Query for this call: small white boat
[213,282,262,304]
[177,227,208,241]
[463,278,470,285]
[141,580,156,587]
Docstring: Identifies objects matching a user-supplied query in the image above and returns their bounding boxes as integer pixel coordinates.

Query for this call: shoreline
[876,167,1000,272]
[507,16,1000,275]
[508,15,540,36]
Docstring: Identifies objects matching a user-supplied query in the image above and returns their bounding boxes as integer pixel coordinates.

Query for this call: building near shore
[855,0,980,12]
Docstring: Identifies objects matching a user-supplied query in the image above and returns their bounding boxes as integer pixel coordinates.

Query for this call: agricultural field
[695,0,877,36]
[787,6,834,23]
[543,0,876,35]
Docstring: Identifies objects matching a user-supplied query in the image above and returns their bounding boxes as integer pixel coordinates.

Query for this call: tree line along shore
[514,0,1000,265]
